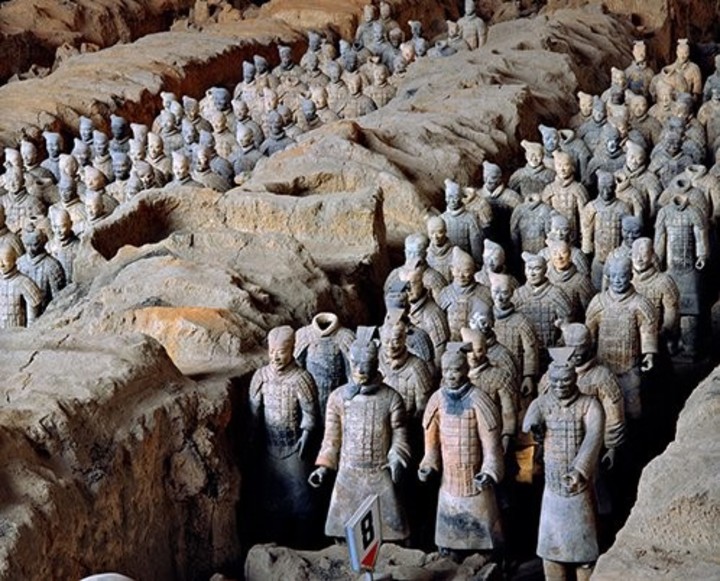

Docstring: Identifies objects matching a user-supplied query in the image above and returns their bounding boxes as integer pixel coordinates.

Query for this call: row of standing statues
[245,14,720,581]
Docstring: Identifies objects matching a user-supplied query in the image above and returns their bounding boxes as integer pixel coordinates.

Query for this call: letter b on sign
[345,495,382,573]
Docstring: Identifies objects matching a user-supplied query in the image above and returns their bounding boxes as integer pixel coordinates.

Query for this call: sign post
[345,494,382,580]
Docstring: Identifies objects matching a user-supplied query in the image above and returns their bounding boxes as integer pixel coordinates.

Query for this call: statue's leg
[542,559,568,581]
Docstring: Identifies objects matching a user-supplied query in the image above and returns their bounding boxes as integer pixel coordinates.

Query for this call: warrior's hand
[502,434,511,453]
[473,472,494,491]
[562,469,583,493]
[417,466,435,483]
[520,376,535,398]
[641,353,654,372]
[308,466,330,488]
[696,257,706,270]
[601,448,617,470]
[296,430,311,460]
[382,459,405,484]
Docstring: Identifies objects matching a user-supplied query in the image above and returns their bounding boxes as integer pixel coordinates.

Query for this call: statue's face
[21,145,36,167]
[592,106,606,123]
[80,122,93,143]
[52,215,72,240]
[130,141,145,162]
[630,97,647,118]
[626,148,645,172]
[483,248,502,271]
[238,130,254,148]
[173,157,189,180]
[373,67,388,85]
[182,124,196,144]
[111,121,125,140]
[404,240,424,262]
[351,351,377,385]
[551,245,572,271]
[452,263,474,287]
[139,168,155,189]
[6,172,21,194]
[666,136,681,156]
[60,184,75,203]
[484,169,501,190]
[113,158,131,180]
[579,95,593,116]
[380,3,390,19]
[632,240,653,272]
[309,34,321,51]
[441,358,467,389]
[550,370,576,400]
[526,149,542,168]
[88,198,104,220]
[542,131,559,153]
[525,260,546,285]
[599,179,615,201]
[445,188,462,211]
[269,115,283,135]
[608,262,632,294]
[633,43,646,63]
[611,69,626,88]
[148,140,163,159]
[211,114,227,133]
[185,101,199,120]
[467,341,486,368]
[556,157,574,180]
[491,282,512,309]
[677,43,689,64]
[85,172,103,191]
[622,222,642,245]
[269,340,293,372]
[0,247,16,274]
[348,76,361,95]
[382,326,406,359]
[428,221,447,246]
[94,135,108,156]
[46,138,60,158]
[406,275,424,301]
[363,5,375,22]
[196,148,210,171]
[658,89,672,107]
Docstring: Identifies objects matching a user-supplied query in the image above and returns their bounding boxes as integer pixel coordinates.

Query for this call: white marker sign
[345,494,382,574]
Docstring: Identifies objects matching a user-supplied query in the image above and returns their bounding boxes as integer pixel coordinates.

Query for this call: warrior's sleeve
[554,287,574,322]
[595,368,626,449]
[580,202,596,255]
[387,389,412,467]
[636,294,659,355]
[292,327,310,367]
[295,369,319,433]
[693,209,709,260]
[412,359,435,419]
[584,295,602,340]
[315,390,343,470]
[49,261,66,297]
[522,397,544,441]
[419,392,442,473]
[660,275,680,335]
[469,215,485,266]
[471,388,503,483]
[497,380,518,438]
[20,276,44,311]
[653,209,668,266]
[572,397,604,481]
[520,318,540,378]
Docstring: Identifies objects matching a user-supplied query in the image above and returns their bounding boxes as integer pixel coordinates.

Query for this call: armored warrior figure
[585,126,626,191]
[426,216,456,282]
[41,131,63,181]
[0,206,23,259]
[197,131,234,184]
[300,31,323,71]
[233,63,262,121]
[625,40,654,98]
[342,74,377,118]
[90,130,113,183]
[542,151,589,244]
[623,140,662,219]
[355,4,379,49]
[632,238,680,352]
[17,225,65,312]
[585,255,657,419]
[47,208,80,284]
[106,152,133,203]
[457,0,487,50]
[569,91,594,130]
[309,86,340,125]
[698,88,720,150]
[402,262,450,370]
[577,97,608,153]
[581,170,631,289]
[509,193,554,255]
[628,94,662,147]
[52,174,88,236]
[182,95,212,135]
[539,125,590,183]
[109,114,131,155]
[513,253,573,366]
[0,244,42,328]
[385,233,447,302]
[657,173,710,222]
[157,110,183,155]
[325,62,350,116]
[547,240,595,318]
[379,310,435,421]
[231,99,264,148]
[259,111,294,156]
[146,132,172,185]
[437,247,491,341]
[441,179,484,264]
[666,38,702,101]
[253,54,279,91]
[480,161,521,244]
[2,167,46,234]
[168,151,202,188]
[231,124,263,182]
[462,327,517,452]
[310,327,411,541]
[654,189,708,358]
[273,45,301,83]
[614,170,647,221]
[294,312,354,423]
[249,326,319,543]
[508,140,555,199]
[523,349,604,581]
[467,304,521,392]
[301,52,330,89]
[419,344,503,556]
[78,115,95,148]
[649,130,694,190]
[192,144,231,192]
[363,64,396,108]
[206,109,236,161]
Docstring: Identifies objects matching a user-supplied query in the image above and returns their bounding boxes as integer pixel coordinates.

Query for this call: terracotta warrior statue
[624,40,654,98]
[17,224,66,313]
[467,301,521,385]
[508,140,555,199]
[419,343,503,558]
[457,0,487,50]
[513,252,573,366]
[569,91,594,131]
[437,247,491,341]
[666,38,702,101]
[631,237,680,354]
[546,239,595,319]
[0,244,43,328]
[475,238,518,291]
[294,312,354,423]
[441,178,484,264]
[509,193,554,255]
[461,327,517,453]
[523,348,604,581]
[542,151,589,245]
[3,167,46,234]
[426,215,456,282]
[654,186,708,358]
[585,255,657,420]
[47,207,80,284]
[310,327,411,542]
[479,161,521,246]
[249,326,319,543]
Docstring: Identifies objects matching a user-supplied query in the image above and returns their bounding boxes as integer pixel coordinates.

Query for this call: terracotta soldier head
[427,216,448,247]
[268,325,295,373]
[520,140,544,168]
[522,252,548,287]
[349,326,380,385]
[440,342,471,389]
[577,91,593,117]
[451,247,476,287]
